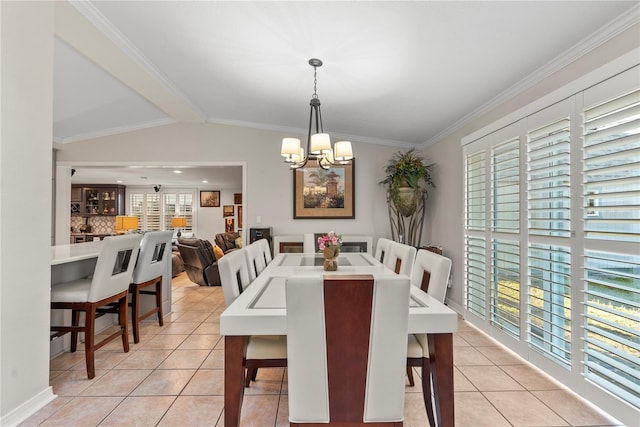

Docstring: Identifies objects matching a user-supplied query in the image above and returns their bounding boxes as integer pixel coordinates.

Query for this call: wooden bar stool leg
[119,295,130,351]
[131,284,141,343]
[85,304,96,379]
[155,278,163,327]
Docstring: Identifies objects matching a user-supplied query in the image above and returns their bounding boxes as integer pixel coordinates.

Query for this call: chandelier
[281,58,354,170]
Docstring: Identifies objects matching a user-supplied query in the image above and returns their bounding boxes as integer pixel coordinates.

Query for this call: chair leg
[155,279,164,327]
[119,294,130,352]
[131,284,141,344]
[245,368,256,387]
[84,305,96,379]
[421,357,436,427]
[407,365,415,387]
[70,309,80,353]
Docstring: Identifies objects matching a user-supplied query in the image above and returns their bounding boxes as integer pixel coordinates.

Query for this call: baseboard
[0,386,56,427]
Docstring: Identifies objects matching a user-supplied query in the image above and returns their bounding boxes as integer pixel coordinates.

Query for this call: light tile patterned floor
[22,273,622,426]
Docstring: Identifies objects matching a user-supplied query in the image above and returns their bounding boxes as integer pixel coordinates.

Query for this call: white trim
[462,48,640,146]
[55,118,175,144]
[0,387,56,427]
[67,0,206,120]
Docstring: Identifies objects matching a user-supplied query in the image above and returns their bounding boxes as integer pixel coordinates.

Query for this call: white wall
[56,123,401,247]
[421,24,640,313]
[0,2,55,424]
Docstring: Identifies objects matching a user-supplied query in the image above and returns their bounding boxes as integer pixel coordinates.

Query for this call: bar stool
[50,234,142,379]
[129,231,172,344]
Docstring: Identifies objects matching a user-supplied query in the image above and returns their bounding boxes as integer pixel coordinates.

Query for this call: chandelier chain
[312,66,318,100]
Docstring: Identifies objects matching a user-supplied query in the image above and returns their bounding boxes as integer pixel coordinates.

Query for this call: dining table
[220,252,458,426]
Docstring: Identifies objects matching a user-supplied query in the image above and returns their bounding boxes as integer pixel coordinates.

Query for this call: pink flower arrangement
[317,231,342,250]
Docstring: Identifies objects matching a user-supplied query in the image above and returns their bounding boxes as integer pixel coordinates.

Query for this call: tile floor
[21,273,622,426]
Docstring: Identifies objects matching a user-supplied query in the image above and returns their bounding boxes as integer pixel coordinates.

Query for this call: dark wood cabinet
[71,184,125,217]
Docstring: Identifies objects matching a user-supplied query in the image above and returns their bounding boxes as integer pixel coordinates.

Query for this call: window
[462,67,640,414]
[129,190,194,233]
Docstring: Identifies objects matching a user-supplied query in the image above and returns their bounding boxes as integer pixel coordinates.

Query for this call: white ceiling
[54,1,639,186]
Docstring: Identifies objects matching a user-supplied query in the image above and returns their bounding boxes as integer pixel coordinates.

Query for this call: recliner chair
[176,237,221,286]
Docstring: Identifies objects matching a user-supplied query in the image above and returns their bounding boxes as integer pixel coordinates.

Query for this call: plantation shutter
[582,85,640,407]
[491,138,520,233]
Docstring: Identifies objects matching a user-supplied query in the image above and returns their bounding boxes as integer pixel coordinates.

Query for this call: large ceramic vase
[394,185,422,217]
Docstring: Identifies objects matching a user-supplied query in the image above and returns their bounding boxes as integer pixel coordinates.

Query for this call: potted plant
[380,148,434,217]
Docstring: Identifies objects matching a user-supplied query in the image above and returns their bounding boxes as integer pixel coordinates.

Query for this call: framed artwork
[234,193,242,204]
[238,205,243,229]
[200,191,220,207]
[223,205,234,217]
[293,160,355,219]
[225,217,235,232]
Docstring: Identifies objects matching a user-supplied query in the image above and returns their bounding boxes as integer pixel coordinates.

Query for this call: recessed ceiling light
[116,180,123,183]
[202,180,208,183]
[173,170,182,174]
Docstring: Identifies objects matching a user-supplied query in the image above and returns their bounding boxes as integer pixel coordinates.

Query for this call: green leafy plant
[379,148,434,201]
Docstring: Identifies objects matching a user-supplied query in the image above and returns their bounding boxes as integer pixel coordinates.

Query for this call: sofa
[214,232,242,254]
[176,237,221,286]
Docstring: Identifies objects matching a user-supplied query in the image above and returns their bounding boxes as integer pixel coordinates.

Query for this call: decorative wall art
[238,205,243,229]
[200,191,220,207]
[223,205,234,217]
[234,193,242,204]
[293,160,355,219]
[225,217,235,232]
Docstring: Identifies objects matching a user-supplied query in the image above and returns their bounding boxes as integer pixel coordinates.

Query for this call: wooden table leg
[225,336,247,427]
[428,333,454,427]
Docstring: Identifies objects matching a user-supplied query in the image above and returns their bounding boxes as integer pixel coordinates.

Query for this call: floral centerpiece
[318,231,342,271]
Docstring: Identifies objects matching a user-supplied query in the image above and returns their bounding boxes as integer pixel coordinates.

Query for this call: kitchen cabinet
[71,184,125,217]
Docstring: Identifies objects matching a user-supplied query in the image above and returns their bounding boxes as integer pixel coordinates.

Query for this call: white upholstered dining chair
[243,241,267,282]
[374,237,393,264]
[385,241,417,277]
[257,238,272,265]
[286,274,410,425]
[50,234,143,379]
[406,249,452,427]
[218,248,287,387]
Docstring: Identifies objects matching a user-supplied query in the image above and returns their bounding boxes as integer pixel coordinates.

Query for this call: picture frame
[225,217,235,232]
[234,193,242,204]
[223,205,234,217]
[238,205,243,229]
[293,160,355,219]
[200,191,220,207]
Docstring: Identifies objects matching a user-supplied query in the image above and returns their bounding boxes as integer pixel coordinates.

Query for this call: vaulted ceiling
[55,1,638,187]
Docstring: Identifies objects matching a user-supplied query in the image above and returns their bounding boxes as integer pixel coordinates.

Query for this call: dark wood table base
[224,333,454,427]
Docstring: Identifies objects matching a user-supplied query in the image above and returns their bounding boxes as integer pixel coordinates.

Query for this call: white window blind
[527,118,571,237]
[164,193,194,232]
[583,89,640,242]
[528,244,571,367]
[463,67,640,417]
[128,193,162,231]
[492,138,520,233]
[465,151,486,231]
[465,236,486,319]
[491,238,520,339]
[584,251,639,408]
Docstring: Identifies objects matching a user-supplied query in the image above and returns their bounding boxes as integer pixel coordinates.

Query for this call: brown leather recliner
[214,232,241,254]
[176,237,221,286]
